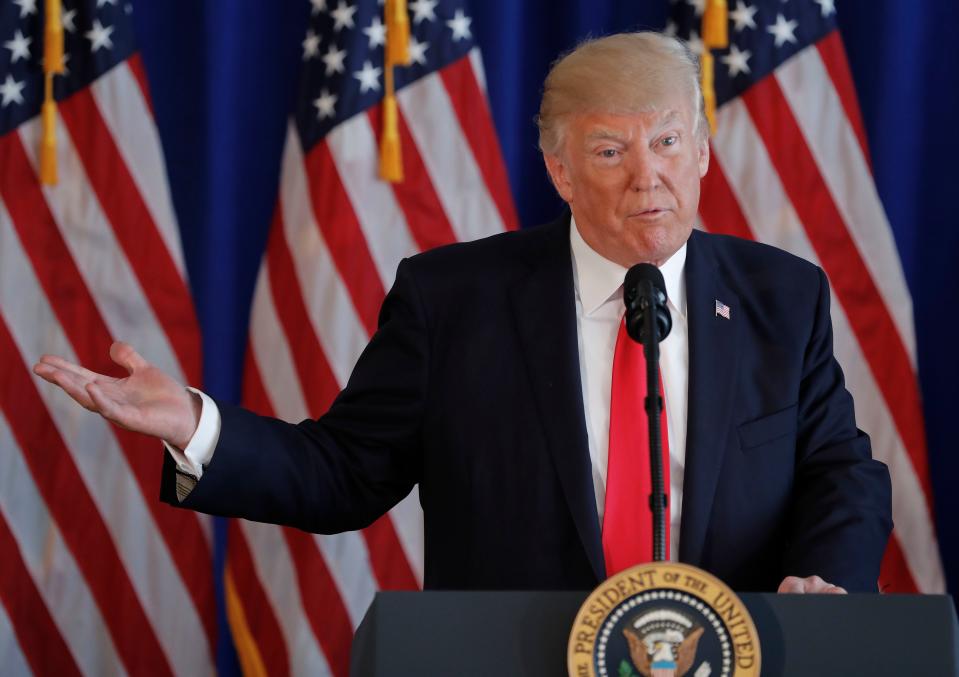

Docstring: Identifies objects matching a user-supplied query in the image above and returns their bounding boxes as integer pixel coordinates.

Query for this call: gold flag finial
[40,0,65,185]
[379,0,411,182]
[699,0,729,136]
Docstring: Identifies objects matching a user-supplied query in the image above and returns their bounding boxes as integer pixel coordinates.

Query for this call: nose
[627,146,661,192]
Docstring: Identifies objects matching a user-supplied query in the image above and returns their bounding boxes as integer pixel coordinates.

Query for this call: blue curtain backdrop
[129,1,959,672]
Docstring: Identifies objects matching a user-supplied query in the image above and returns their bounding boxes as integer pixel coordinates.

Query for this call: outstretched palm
[33,341,200,450]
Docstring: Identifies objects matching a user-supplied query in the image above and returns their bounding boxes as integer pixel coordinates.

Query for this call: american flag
[714,299,730,320]
[670,0,944,593]
[0,0,215,675]
[227,0,516,674]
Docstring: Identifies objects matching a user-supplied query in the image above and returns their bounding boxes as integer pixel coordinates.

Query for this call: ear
[543,152,574,203]
[697,135,710,178]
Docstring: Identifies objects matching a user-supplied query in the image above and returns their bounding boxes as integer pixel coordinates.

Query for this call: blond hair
[536,32,706,155]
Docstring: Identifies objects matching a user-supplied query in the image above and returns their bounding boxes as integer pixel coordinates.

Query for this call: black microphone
[623,263,672,344]
[622,262,671,562]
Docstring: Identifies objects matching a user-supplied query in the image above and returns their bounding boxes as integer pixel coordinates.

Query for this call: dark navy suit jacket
[163,215,892,592]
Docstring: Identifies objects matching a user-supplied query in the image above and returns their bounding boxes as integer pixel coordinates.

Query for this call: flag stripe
[397,71,506,242]
[740,77,931,500]
[241,521,333,676]
[814,32,872,168]
[246,270,311,422]
[327,114,418,289]
[710,98,941,592]
[303,140,386,335]
[776,46,916,365]
[226,520,290,677]
[16,115,185,386]
[361,516,420,590]
[283,530,354,677]
[0,598,34,677]
[57,88,202,384]
[468,48,488,94]
[126,52,156,117]
[439,55,519,231]
[881,535,920,593]
[0,413,125,677]
[0,318,173,676]
[0,510,82,677]
[367,105,458,251]
[0,131,217,650]
[266,213,342,416]
[699,150,753,240]
[311,532,378,628]
[91,62,187,280]
[278,125,368,387]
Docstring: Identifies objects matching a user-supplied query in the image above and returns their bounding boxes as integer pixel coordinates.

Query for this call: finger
[110,341,149,374]
[777,576,804,593]
[36,354,111,383]
[35,363,97,410]
[804,576,846,594]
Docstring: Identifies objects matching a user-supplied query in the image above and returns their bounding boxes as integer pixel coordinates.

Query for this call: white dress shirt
[168,219,691,560]
[569,218,688,561]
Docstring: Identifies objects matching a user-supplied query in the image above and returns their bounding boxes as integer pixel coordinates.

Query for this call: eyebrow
[657,110,682,127]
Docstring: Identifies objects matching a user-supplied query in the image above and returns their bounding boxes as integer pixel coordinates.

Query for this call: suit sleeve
[160,258,429,534]
[782,266,893,591]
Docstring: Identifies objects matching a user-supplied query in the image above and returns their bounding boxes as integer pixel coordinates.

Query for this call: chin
[625,223,687,264]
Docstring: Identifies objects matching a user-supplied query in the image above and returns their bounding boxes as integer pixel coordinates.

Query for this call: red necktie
[602,317,670,576]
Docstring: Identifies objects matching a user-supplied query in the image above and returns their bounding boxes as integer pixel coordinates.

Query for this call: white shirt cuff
[163,387,221,479]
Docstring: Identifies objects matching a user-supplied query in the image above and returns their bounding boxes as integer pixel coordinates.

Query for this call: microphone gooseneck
[623,263,671,562]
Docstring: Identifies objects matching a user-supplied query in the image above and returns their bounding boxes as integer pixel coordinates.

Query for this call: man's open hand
[778,575,847,594]
[33,341,200,450]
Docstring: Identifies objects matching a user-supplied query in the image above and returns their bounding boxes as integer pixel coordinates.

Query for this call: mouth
[629,208,669,218]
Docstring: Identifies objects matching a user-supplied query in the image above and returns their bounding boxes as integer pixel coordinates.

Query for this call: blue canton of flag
[667,0,836,104]
[295,0,476,150]
[0,0,135,135]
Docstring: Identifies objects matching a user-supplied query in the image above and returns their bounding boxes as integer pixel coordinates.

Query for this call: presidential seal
[567,562,760,677]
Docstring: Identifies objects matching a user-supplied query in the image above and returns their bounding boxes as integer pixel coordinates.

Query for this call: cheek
[576,169,625,206]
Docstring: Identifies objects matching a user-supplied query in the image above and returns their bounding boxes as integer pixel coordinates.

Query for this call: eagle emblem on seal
[622,609,706,677]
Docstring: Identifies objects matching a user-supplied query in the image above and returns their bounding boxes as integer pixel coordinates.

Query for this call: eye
[599,148,619,158]
[661,135,679,147]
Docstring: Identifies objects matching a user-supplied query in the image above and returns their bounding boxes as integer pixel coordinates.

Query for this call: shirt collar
[570,215,687,318]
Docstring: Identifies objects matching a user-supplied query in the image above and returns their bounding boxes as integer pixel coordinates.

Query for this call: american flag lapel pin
[715,299,731,320]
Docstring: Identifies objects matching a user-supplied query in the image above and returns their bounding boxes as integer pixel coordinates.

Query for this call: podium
[351,591,959,676]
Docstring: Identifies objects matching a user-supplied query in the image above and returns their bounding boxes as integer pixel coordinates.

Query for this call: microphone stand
[640,280,668,562]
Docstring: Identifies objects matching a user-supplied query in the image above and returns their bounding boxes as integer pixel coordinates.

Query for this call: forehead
[573,104,693,140]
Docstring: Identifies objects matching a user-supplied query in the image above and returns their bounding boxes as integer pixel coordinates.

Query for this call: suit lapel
[679,230,742,566]
[509,215,605,582]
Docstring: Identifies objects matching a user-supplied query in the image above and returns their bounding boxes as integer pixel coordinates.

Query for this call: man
[34,32,891,593]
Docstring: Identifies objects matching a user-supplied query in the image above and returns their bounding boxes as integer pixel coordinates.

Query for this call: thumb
[109,341,148,374]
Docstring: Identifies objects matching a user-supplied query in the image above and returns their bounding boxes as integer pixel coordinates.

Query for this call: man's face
[544,96,709,267]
